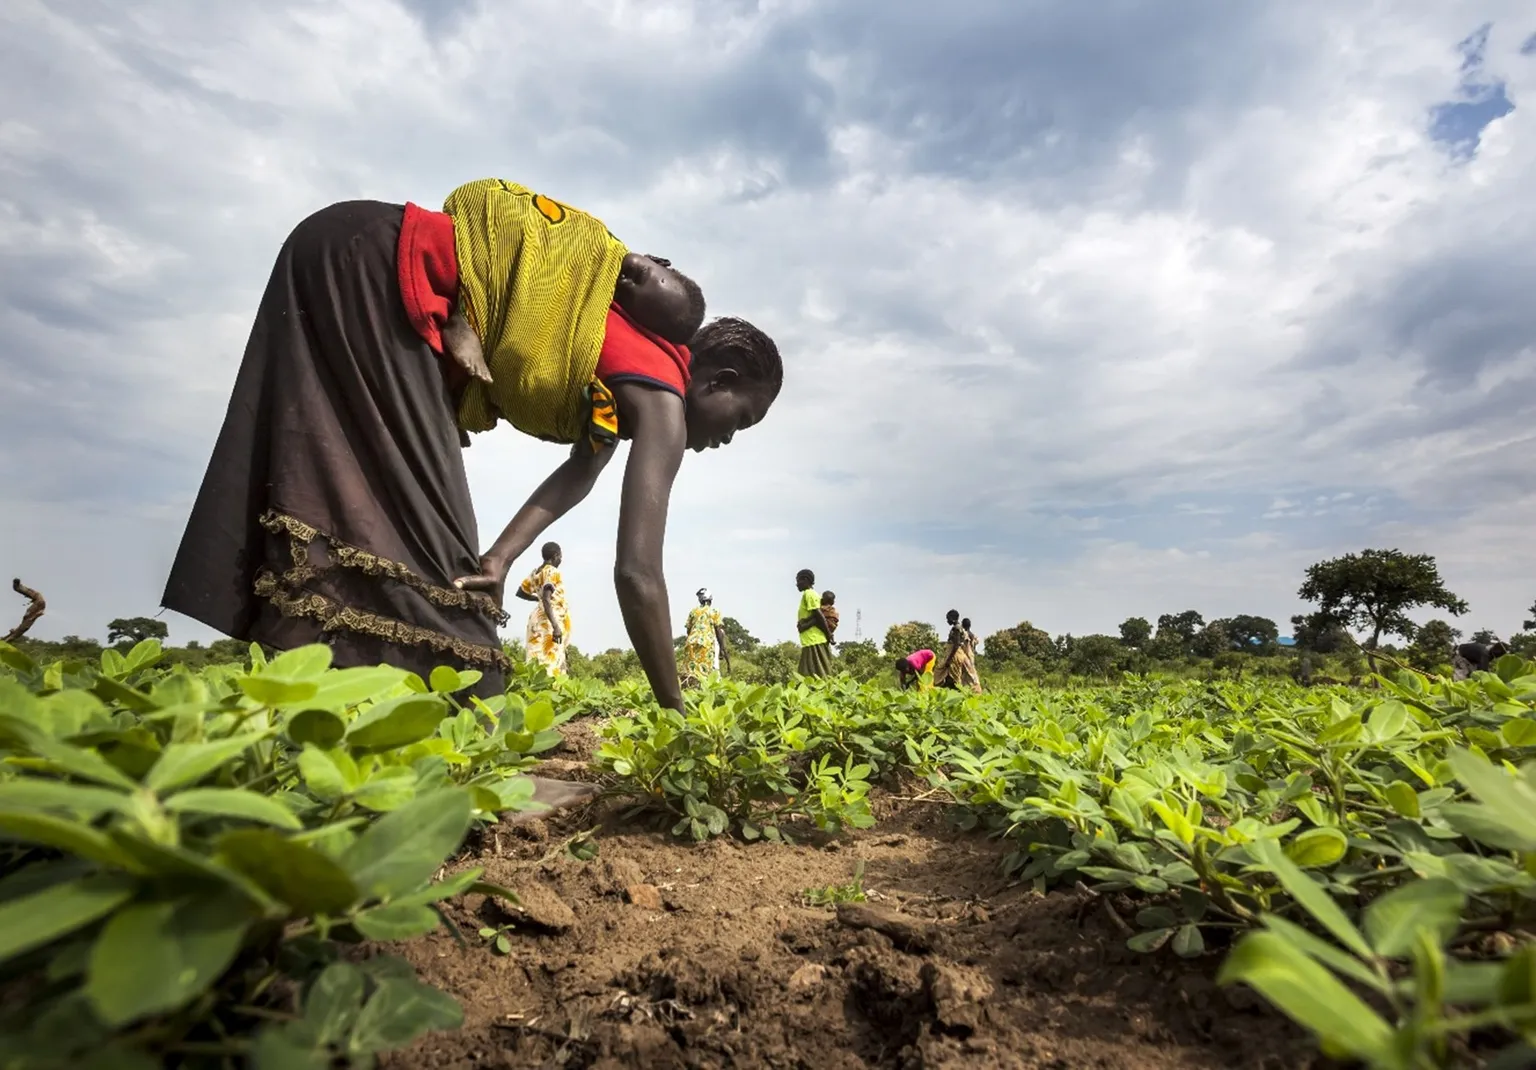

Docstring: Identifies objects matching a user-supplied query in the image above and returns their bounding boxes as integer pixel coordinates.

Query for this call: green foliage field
[5,630,1536,1068]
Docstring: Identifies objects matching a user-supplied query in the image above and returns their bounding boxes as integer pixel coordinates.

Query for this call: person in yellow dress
[681,588,730,687]
[517,542,571,676]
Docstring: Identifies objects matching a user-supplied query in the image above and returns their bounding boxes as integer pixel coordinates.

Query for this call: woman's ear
[706,366,740,393]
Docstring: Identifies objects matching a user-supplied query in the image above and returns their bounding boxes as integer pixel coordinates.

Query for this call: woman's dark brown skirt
[162,201,508,691]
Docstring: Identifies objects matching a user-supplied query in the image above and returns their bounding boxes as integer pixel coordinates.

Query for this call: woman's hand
[453,555,509,606]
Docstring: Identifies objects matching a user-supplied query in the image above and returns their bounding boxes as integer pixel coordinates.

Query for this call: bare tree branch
[4,579,45,643]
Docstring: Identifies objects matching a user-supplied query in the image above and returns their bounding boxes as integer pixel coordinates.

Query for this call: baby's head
[821,591,836,607]
[961,617,972,631]
[615,252,705,344]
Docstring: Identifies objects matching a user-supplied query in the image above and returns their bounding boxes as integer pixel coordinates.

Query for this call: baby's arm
[442,308,493,383]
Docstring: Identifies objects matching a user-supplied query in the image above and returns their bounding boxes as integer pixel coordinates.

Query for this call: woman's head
[796,569,815,591]
[684,317,782,453]
[541,541,562,566]
[893,656,909,674]
[696,587,712,606]
[614,253,705,344]
[946,609,960,625]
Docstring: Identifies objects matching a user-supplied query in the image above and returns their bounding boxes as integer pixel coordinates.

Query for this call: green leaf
[1362,878,1464,959]
[145,733,267,793]
[1446,748,1536,849]
[164,788,301,830]
[1498,944,1536,1006]
[346,697,449,753]
[1501,719,1536,749]
[0,716,137,789]
[287,709,346,748]
[352,903,441,941]
[239,675,320,707]
[1172,923,1205,958]
[1366,701,1408,742]
[85,891,254,1026]
[217,829,360,915]
[348,977,463,1054]
[0,811,140,871]
[523,699,556,734]
[250,1024,329,1070]
[298,745,354,800]
[1258,913,1387,993]
[1218,932,1393,1061]
[1440,803,1536,853]
[0,641,36,674]
[307,666,411,709]
[305,962,366,1046]
[1247,839,1372,959]
[342,789,473,901]
[1284,828,1348,868]
[0,778,129,818]
[428,666,462,694]
[0,873,136,963]
[267,645,334,681]
[1127,928,1173,953]
[389,867,485,909]
[1384,781,1420,819]
[1147,799,1194,845]
[351,766,418,812]
[90,676,158,713]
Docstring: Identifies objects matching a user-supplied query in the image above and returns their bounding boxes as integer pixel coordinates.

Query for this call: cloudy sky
[2,0,1533,654]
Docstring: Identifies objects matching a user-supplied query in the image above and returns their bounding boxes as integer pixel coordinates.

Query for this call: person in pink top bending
[895,648,936,691]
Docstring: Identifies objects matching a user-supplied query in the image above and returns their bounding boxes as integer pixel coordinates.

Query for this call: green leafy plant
[0,639,541,1067]
[802,860,867,907]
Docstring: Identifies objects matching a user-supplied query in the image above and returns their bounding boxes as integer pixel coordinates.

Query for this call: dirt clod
[836,901,939,953]
[624,884,663,911]
[788,963,828,992]
[506,881,576,933]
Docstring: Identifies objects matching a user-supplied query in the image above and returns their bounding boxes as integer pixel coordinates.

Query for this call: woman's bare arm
[455,449,614,602]
[609,383,686,712]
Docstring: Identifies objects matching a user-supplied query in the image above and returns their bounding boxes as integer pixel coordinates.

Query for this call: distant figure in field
[895,648,936,691]
[681,587,730,686]
[962,617,983,691]
[795,569,835,677]
[937,609,981,693]
[516,542,570,677]
[1453,640,1508,680]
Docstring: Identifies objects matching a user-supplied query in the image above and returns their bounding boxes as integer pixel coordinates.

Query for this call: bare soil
[378,722,1326,1070]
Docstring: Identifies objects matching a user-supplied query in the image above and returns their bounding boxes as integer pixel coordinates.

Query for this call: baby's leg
[441,309,492,383]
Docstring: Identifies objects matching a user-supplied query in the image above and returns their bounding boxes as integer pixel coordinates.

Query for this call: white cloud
[1,0,1532,655]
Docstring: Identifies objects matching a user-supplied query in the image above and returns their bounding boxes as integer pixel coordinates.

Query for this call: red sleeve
[595,305,692,397]
[396,202,459,353]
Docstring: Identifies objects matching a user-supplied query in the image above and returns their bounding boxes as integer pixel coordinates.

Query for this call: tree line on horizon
[11,548,1535,687]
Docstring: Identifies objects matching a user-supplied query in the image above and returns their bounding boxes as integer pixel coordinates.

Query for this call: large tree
[1409,619,1461,671]
[884,621,942,658]
[1297,549,1467,666]
[106,616,169,646]
[1118,617,1152,648]
[980,621,1056,670]
[1155,610,1205,647]
[1190,622,1231,659]
[1068,635,1127,679]
[1526,600,1536,632]
[721,616,760,653]
[1214,615,1281,654]
[1291,613,1351,654]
